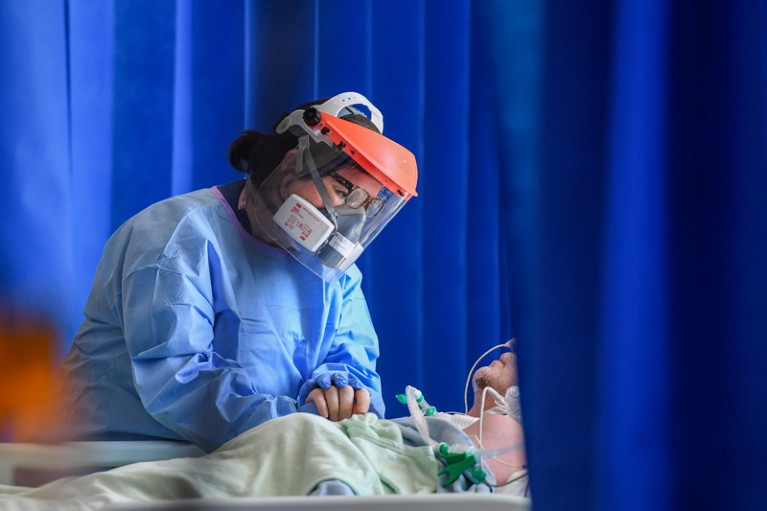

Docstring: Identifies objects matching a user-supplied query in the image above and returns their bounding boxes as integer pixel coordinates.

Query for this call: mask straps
[297,137,339,228]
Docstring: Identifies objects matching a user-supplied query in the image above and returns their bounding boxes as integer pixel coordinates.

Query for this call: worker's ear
[280,148,299,169]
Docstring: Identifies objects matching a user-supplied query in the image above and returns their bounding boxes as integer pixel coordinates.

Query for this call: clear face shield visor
[251,117,415,282]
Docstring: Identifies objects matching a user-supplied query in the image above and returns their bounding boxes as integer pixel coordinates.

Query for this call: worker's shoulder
[141,187,220,219]
[119,188,222,232]
[106,188,227,257]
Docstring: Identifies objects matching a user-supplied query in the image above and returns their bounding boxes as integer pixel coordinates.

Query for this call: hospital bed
[108,493,529,510]
[0,433,530,510]
[0,440,205,487]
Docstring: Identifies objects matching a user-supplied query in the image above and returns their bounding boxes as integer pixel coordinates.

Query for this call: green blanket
[0,413,458,510]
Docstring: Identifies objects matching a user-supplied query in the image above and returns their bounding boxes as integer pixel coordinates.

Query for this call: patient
[434,342,528,495]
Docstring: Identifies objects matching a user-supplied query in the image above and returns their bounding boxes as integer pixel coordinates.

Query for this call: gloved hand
[304,373,370,421]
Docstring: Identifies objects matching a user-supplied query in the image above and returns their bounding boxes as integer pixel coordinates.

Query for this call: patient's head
[472,351,518,397]
[467,348,519,418]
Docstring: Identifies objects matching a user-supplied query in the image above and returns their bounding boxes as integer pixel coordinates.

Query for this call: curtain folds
[0,0,511,416]
[481,0,767,509]
[0,0,73,355]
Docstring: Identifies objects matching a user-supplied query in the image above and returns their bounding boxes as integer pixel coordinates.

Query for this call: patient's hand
[306,386,370,421]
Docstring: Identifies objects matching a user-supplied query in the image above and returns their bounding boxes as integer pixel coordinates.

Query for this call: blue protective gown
[61,182,384,452]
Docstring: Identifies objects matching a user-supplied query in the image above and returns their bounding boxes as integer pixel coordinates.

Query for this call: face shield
[251,94,418,282]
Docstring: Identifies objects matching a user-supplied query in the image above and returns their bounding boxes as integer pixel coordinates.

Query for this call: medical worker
[60,92,419,452]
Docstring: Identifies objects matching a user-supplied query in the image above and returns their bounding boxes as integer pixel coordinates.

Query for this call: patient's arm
[462,414,526,484]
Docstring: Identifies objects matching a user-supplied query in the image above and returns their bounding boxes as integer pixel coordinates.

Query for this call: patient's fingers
[306,388,329,418]
[337,385,355,420]
[324,386,340,421]
[308,385,362,421]
[353,388,370,415]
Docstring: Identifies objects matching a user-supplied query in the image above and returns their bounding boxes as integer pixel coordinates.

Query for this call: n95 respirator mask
[272,194,367,270]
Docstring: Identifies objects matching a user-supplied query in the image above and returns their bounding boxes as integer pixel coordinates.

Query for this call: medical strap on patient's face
[252,92,418,283]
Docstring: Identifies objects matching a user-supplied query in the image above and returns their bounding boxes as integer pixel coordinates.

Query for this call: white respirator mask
[250,92,418,282]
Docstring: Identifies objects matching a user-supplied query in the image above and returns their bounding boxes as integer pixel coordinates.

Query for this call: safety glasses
[327,171,385,217]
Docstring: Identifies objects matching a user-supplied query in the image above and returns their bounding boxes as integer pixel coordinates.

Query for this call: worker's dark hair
[227,98,379,187]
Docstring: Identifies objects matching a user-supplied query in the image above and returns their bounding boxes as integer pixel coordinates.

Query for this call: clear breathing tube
[402,385,438,448]
[463,339,515,414]
[475,441,525,460]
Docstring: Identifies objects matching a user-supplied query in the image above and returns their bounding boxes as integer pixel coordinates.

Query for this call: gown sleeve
[121,265,317,452]
[296,269,385,418]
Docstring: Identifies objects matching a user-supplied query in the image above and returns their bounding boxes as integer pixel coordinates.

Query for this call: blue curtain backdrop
[1,0,766,509]
[0,0,511,420]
